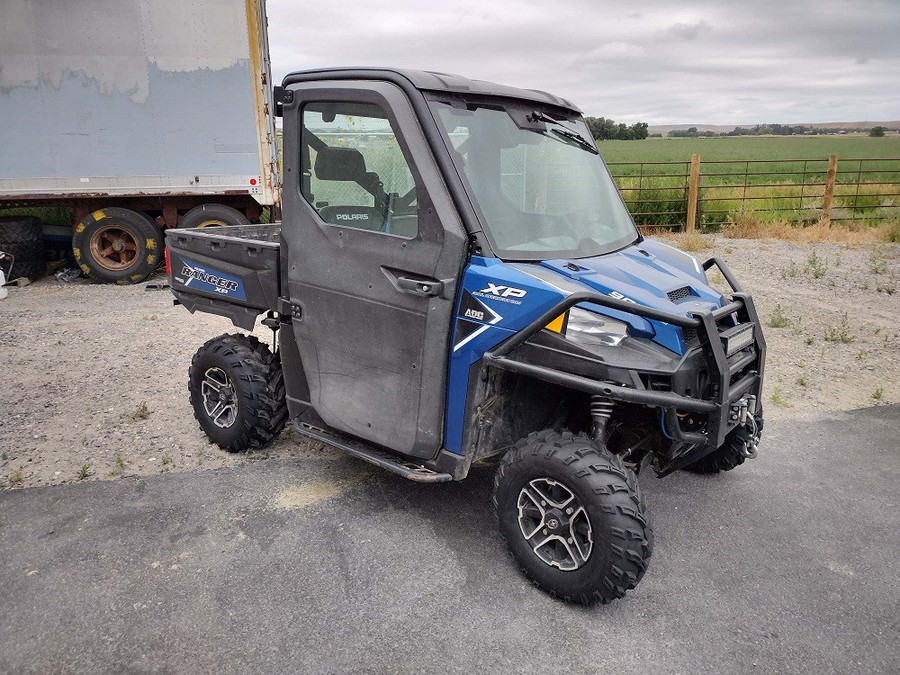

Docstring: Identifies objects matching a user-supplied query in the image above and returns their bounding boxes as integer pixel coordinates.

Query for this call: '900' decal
[474,283,527,305]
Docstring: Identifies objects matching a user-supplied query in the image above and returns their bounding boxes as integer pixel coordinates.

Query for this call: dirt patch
[272,480,348,510]
[1,238,898,489]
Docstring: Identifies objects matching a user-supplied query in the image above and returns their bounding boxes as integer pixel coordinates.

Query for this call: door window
[300,102,418,238]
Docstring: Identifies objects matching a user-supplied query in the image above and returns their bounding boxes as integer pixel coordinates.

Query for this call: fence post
[822,154,838,225]
[686,154,701,232]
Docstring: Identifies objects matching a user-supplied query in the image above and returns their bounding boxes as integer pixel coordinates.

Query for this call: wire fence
[608,156,900,230]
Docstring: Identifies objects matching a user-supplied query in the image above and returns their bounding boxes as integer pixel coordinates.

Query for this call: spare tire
[0,216,45,282]
[72,207,163,284]
[178,203,250,229]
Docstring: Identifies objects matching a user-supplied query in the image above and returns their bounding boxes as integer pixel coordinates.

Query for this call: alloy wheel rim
[517,477,593,571]
[201,367,238,428]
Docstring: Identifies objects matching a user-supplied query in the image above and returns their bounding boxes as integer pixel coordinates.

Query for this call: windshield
[430,99,639,260]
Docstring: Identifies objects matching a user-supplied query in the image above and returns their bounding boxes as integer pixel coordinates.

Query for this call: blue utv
[165,68,766,604]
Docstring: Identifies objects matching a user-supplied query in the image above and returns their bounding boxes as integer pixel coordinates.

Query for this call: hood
[527,239,725,353]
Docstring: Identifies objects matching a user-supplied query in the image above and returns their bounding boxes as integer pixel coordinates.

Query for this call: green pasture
[598,136,900,164]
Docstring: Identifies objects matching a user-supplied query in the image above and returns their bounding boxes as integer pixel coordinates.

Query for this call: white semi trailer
[0,0,278,283]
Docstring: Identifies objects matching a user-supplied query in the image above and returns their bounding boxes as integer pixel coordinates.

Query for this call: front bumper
[483,257,766,475]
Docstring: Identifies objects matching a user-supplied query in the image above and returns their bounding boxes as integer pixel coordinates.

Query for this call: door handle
[397,276,443,297]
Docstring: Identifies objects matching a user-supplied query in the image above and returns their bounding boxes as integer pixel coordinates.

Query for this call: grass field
[598,136,900,164]
[596,136,900,227]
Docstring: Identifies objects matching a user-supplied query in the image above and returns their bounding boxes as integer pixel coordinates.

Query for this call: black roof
[281,67,581,113]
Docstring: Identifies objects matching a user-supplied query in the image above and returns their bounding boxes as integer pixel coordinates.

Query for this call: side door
[280,80,468,458]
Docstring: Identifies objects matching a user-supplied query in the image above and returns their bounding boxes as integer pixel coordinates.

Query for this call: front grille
[683,327,698,343]
[668,286,692,302]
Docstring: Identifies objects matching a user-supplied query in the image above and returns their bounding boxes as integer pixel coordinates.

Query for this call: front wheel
[493,430,653,605]
[188,334,288,451]
[682,409,764,474]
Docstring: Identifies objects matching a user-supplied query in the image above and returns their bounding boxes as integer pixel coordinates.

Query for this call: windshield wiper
[549,127,599,155]
[526,110,598,154]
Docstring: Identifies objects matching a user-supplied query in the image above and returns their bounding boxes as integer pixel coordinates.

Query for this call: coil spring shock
[590,395,614,445]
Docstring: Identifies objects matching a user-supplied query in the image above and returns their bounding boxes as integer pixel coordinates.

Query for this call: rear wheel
[0,216,45,282]
[188,334,288,451]
[493,430,653,604]
[178,203,250,229]
[72,207,163,284]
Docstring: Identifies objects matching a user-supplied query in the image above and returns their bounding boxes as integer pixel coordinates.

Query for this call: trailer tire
[0,216,45,281]
[188,333,288,452]
[178,203,250,229]
[72,208,163,284]
[682,410,764,474]
[494,430,653,605]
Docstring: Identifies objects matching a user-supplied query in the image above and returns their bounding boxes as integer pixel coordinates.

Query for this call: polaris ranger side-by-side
[166,68,766,604]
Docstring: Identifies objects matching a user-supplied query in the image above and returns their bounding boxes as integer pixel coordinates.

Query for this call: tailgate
[166,224,280,312]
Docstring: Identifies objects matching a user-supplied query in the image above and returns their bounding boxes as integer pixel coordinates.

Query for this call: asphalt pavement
[1,406,898,674]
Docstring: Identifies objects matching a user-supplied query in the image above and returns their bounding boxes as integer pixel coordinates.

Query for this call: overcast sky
[265,0,900,125]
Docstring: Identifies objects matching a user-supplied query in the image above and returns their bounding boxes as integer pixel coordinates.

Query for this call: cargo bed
[166,224,282,330]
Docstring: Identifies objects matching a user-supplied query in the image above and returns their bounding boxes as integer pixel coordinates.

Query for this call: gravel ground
[1,236,898,489]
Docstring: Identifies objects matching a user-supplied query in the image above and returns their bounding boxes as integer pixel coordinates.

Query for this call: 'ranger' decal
[177,258,247,301]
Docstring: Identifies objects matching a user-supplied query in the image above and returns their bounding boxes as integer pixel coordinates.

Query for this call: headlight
[562,307,629,348]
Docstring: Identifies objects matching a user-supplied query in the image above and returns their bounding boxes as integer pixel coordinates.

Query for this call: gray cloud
[668,20,711,41]
[265,0,900,124]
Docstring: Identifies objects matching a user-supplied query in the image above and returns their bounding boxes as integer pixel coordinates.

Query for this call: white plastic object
[0,270,7,299]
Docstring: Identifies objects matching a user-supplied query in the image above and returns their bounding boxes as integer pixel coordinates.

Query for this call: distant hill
[648,121,900,135]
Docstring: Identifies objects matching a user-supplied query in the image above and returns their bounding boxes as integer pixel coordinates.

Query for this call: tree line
[669,124,892,138]
[585,117,649,141]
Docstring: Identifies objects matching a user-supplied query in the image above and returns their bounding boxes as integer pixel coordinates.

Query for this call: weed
[824,312,855,344]
[868,251,887,275]
[77,463,92,480]
[669,231,709,252]
[790,317,804,335]
[707,269,727,288]
[876,276,896,295]
[9,468,23,485]
[804,335,814,346]
[887,221,900,243]
[124,402,151,422]
[780,262,799,279]
[872,387,883,401]
[110,452,126,476]
[161,452,172,467]
[767,304,790,328]
[796,374,808,387]
[770,386,790,407]
[724,246,734,254]
[722,215,897,245]
[804,251,827,279]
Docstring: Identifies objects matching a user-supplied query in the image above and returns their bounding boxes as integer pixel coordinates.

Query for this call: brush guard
[483,257,766,476]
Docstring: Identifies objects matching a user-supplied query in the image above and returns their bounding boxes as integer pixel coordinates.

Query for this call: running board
[293,422,454,483]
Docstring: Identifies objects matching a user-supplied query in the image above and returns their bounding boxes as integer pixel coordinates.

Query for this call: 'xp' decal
[177,258,246,301]
[479,283,526,298]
